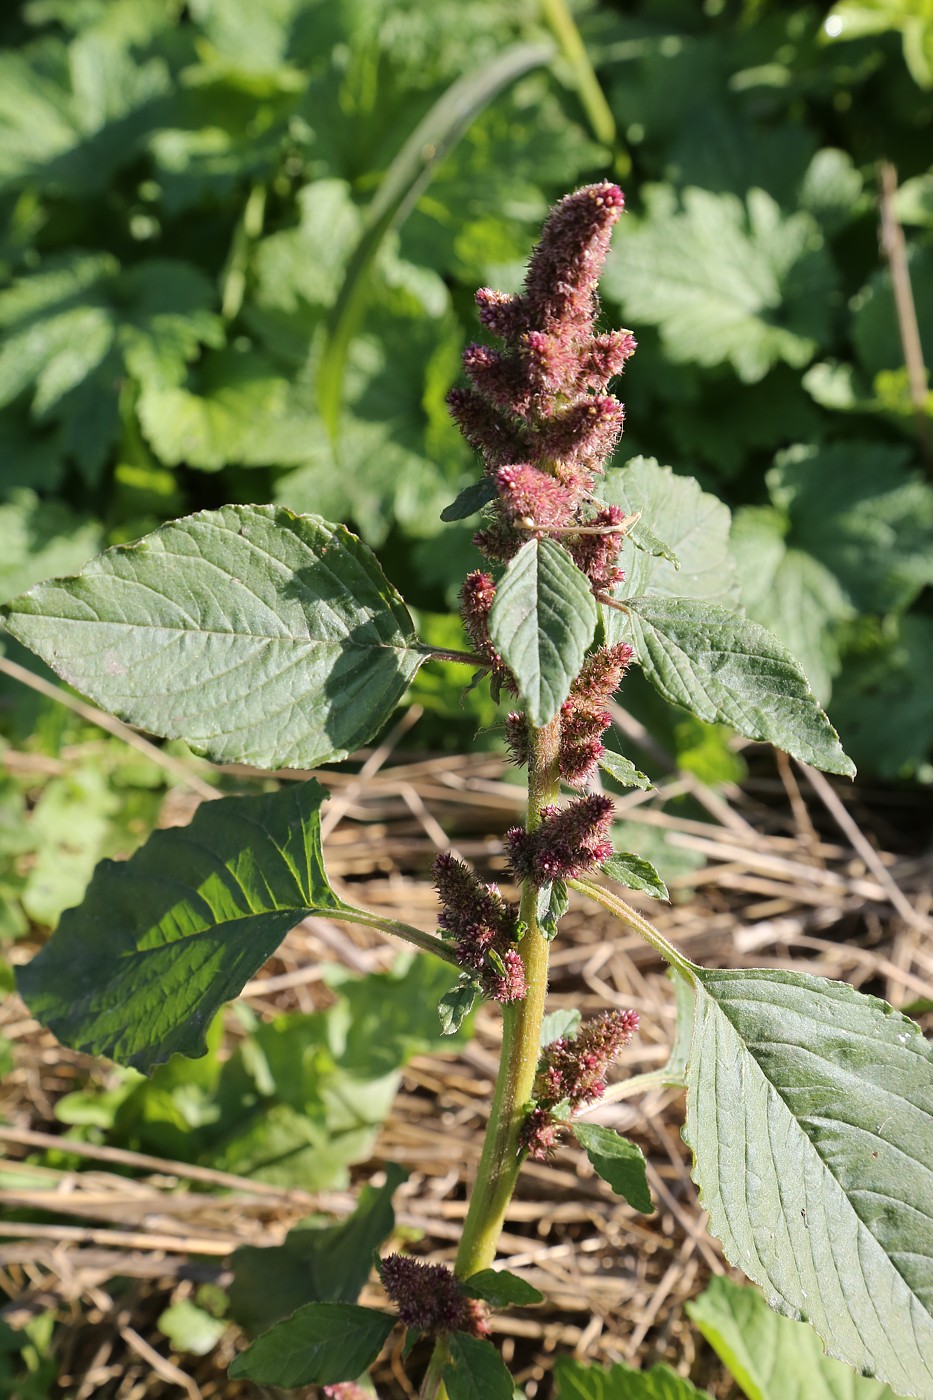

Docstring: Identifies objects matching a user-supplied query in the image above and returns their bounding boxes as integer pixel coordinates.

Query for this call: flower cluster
[448,182,635,594]
[506,642,634,787]
[379,1254,490,1338]
[505,794,614,887]
[433,853,526,1003]
[520,1009,640,1160]
[323,1386,370,1399]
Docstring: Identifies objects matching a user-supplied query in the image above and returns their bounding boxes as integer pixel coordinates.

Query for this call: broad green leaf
[684,967,933,1399]
[852,248,933,381]
[604,186,834,384]
[597,750,651,791]
[831,616,933,779]
[601,852,669,902]
[555,1355,710,1399]
[767,444,933,616]
[461,1270,544,1307]
[441,477,497,522]
[0,254,224,482]
[624,597,855,776]
[16,780,347,1069]
[3,505,425,770]
[598,458,739,645]
[731,506,853,704]
[443,1332,514,1400]
[488,538,598,727]
[687,1275,903,1400]
[663,970,694,1083]
[895,173,933,227]
[228,1302,394,1386]
[137,345,321,472]
[572,1124,653,1214]
[229,1164,406,1335]
[0,490,102,605]
[439,977,480,1036]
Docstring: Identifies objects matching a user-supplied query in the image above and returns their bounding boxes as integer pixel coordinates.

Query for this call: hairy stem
[331,906,461,966]
[420,717,561,1400]
[568,876,696,978]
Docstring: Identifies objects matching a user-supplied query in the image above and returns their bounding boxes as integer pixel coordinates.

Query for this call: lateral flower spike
[432,853,525,1003]
[378,1254,490,1338]
[506,794,614,887]
[520,1009,640,1160]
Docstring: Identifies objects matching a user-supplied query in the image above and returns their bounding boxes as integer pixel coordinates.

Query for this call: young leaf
[684,967,933,1400]
[625,597,855,777]
[16,780,348,1070]
[601,852,669,902]
[597,749,652,790]
[539,880,569,941]
[629,519,680,567]
[229,1164,406,1336]
[443,1331,514,1400]
[441,477,497,522]
[488,538,598,727]
[228,1302,395,1387]
[540,1008,582,1047]
[554,1355,710,1398]
[439,977,480,1036]
[600,456,739,609]
[571,1124,653,1215]
[687,1275,902,1400]
[2,505,425,771]
[461,1270,544,1307]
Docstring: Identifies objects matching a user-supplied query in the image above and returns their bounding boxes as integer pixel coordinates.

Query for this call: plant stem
[568,876,696,979]
[539,0,618,152]
[331,906,461,967]
[418,1337,451,1400]
[420,717,561,1400]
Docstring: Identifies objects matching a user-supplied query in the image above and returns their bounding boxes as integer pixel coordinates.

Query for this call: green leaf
[571,1124,653,1215]
[3,505,424,771]
[228,1302,394,1386]
[687,1276,903,1400]
[438,977,480,1037]
[539,879,569,941]
[441,477,497,522]
[488,538,598,727]
[157,1301,227,1357]
[624,597,855,776]
[663,970,694,1083]
[598,457,739,644]
[229,1164,406,1335]
[0,254,223,482]
[852,247,933,381]
[628,519,680,568]
[604,186,835,383]
[137,346,317,472]
[831,615,933,779]
[597,750,652,790]
[0,490,102,606]
[554,1355,710,1398]
[684,967,933,1399]
[16,780,347,1070]
[601,852,669,902]
[767,444,933,617]
[731,506,853,704]
[461,1270,544,1307]
[443,1332,515,1400]
[541,1009,581,1047]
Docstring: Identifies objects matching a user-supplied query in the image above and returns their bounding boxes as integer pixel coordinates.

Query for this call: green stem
[539,0,618,152]
[418,1337,451,1400]
[330,906,460,967]
[568,876,697,979]
[221,182,267,320]
[419,717,561,1400]
[576,1066,685,1112]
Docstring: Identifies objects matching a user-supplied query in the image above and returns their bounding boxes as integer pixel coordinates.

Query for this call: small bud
[519,1105,562,1160]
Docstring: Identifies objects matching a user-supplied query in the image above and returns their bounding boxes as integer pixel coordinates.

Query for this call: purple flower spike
[506,794,615,886]
[379,1254,489,1338]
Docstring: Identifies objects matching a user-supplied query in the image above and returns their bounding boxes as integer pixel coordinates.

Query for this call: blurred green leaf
[157,1301,227,1357]
[555,1355,710,1398]
[0,489,101,603]
[605,186,835,383]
